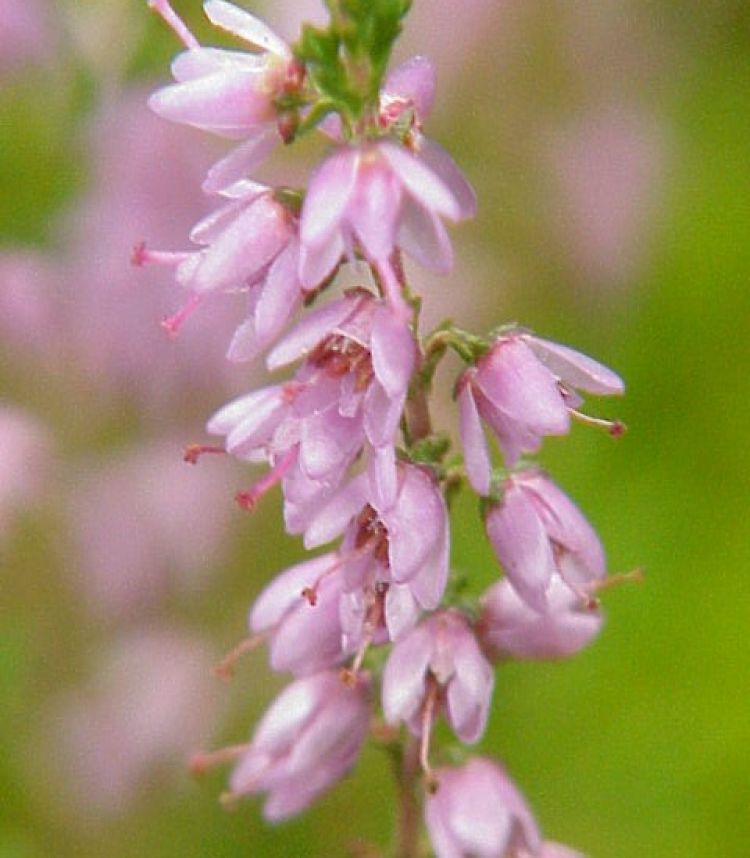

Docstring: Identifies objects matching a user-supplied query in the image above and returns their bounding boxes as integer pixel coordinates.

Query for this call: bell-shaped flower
[485,469,606,612]
[249,553,346,676]
[134,185,303,354]
[478,573,603,661]
[207,290,415,521]
[227,670,371,820]
[382,610,493,745]
[424,757,542,858]
[147,0,297,193]
[298,139,474,318]
[458,332,624,492]
[303,462,450,644]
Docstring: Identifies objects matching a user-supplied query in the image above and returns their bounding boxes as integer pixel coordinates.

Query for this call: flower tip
[609,419,627,438]
[130,241,147,267]
[234,490,259,511]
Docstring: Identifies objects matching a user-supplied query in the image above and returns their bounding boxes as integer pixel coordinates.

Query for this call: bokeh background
[1,1,749,856]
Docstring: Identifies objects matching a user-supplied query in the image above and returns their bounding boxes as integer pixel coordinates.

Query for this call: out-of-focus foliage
[1,1,748,857]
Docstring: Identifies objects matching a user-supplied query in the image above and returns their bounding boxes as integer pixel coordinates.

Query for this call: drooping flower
[485,469,606,612]
[478,573,603,661]
[298,139,474,319]
[424,757,542,858]
[135,183,303,355]
[248,553,346,676]
[225,670,371,820]
[382,610,494,745]
[458,331,624,492]
[303,462,451,643]
[147,0,299,194]
[206,290,415,521]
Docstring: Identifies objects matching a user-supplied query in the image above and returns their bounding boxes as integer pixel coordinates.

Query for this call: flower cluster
[143,2,632,854]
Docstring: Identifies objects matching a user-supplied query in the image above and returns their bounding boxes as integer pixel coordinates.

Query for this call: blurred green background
[1,1,748,857]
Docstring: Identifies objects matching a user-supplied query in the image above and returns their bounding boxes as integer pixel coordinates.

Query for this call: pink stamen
[161,294,203,337]
[184,444,226,465]
[301,543,374,606]
[235,446,298,511]
[148,0,200,50]
[190,743,251,777]
[214,633,266,681]
[420,676,440,793]
[569,408,627,437]
[132,242,192,269]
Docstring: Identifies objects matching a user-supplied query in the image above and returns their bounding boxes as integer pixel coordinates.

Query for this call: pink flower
[458,332,624,492]
[485,469,606,612]
[136,184,302,354]
[424,757,541,858]
[479,573,603,661]
[207,290,415,520]
[147,0,297,194]
[304,462,450,639]
[382,610,494,744]
[249,553,346,676]
[298,139,474,316]
[51,628,221,818]
[0,0,55,74]
[0,404,53,542]
[227,670,371,820]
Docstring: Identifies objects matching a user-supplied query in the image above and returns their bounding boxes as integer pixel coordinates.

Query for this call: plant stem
[393,735,421,858]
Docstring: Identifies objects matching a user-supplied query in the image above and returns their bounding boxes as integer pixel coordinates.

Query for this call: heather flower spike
[140,1,631,853]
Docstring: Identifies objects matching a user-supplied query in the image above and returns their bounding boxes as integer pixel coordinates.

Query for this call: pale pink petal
[382,624,433,725]
[445,634,493,743]
[299,148,360,249]
[253,241,302,342]
[382,467,446,584]
[397,195,454,273]
[384,584,421,641]
[206,385,281,434]
[370,443,398,510]
[418,137,477,220]
[407,527,449,610]
[485,485,555,612]
[170,46,262,81]
[522,335,625,396]
[149,68,274,132]
[299,409,361,480]
[303,474,369,548]
[348,160,403,262]
[266,294,357,370]
[203,0,290,57]
[298,229,345,290]
[384,55,436,120]
[202,126,280,194]
[370,304,415,398]
[458,382,491,496]
[379,141,461,220]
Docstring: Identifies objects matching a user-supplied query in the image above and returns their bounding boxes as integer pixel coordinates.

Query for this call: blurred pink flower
[0,0,56,75]
[546,108,664,285]
[425,757,541,858]
[64,90,242,412]
[226,670,371,820]
[0,251,58,361]
[69,438,236,619]
[0,404,54,541]
[479,574,603,661]
[52,627,220,817]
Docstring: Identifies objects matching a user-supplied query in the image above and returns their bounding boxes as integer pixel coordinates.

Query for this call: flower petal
[203,0,290,57]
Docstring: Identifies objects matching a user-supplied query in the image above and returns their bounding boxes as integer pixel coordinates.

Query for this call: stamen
[161,294,203,337]
[190,743,251,777]
[590,567,645,596]
[301,545,371,606]
[184,444,226,465]
[148,0,200,50]
[235,446,298,511]
[214,633,266,681]
[341,589,385,685]
[419,677,440,793]
[569,408,627,437]
[131,242,191,269]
